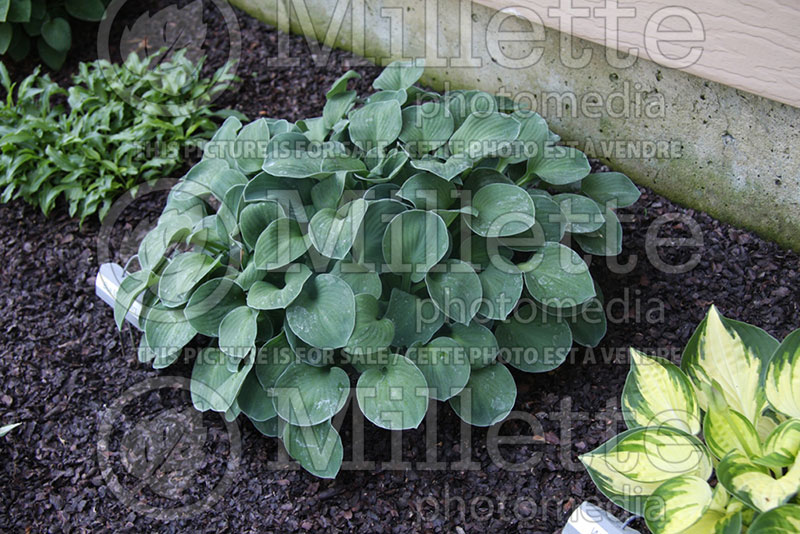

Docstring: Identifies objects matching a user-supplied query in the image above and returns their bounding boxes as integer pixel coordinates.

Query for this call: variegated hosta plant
[113,60,639,478]
[581,306,800,534]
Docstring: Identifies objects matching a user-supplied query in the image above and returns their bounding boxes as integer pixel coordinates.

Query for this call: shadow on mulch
[1,1,799,533]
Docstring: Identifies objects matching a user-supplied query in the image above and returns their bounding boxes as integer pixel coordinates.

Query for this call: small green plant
[582,306,800,534]
[114,60,639,478]
[0,50,236,222]
[0,0,109,70]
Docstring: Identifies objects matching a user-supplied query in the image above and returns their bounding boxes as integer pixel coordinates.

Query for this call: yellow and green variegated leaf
[757,411,787,443]
[681,306,778,424]
[756,419,800,469]
[717,450,800,512]
[704,390,763,460]
[644,475,713,534]
[580,427,713,515]
[748,504,800,534]
[622,349,700,434]
[765,329,800,419]
[711,512,742,534]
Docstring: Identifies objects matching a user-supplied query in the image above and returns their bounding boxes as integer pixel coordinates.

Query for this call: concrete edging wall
[229,0,800,250]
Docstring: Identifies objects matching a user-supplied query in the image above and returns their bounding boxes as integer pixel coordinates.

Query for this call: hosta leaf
[575,207,623,257]
[383,288,445,347]
[504,112,549,164]
[348,100,402,151]
[235,118,271,174]
[645,475,713,534]
[310,173,345,211]
[219,306,259,360]
[410,153,472,181]
[425,259,482,325]
[757,419,800,469]
[253,217,310,270]
[329,261,382,299]
[157,252,221,307]
[681,306,778,424]
[521,242,595,308]
[247,264,312,310]
[262,133,365,178]
[237,370,276,422]
[407,337,471,401]
[449,363,515,427]
[242,172,313,215]
[41,17,71,52]
[215,183,245,240]
[580,427,713,515]
[190,348,253,413]
[239,200,285,250]
[189,158,245,203]
[352,199,406,272]
[356,354,428,430]
[399,102,454,155]
[137,214,194,271]
[285,274,356,349]
[765,328,800,418]
[366,89,408,105]
[272,362,349,426]
[495,303,572,373]
[184,277,246,336]
[552,193,605,234]
[255,332,294,389]
[449,112,521,160]
[114,270,156,330]
[143,305,198,369]
[748,504,800,534]
[445,320,498,369]
[717,450,800,512]
[397,172,455,210]
[476,257,523,321]
[621,349,701,434]
[284,326,331,367]
[581,172,640,208]
[382,209,449,283]
[446,90,498,129]
[372,59,424,91]
[529,190,567,243]
[564,296,607,347]
[466,183,536,238]
[703,391,763,459]
[326,70,361,98]
[308,198,368,260]
[283,420,343,478]
[323,90,356,129]
[344,293,395,359]
[528,145,590,185]
[65,0,105,21]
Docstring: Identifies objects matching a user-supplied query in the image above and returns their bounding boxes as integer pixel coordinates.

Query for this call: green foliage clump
[114,60,640,478]
[0,0,110,70]
[582,306,800,534]
[0,50,236,221]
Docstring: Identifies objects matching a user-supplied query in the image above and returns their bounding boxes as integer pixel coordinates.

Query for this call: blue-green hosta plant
[113,60,639,478]
[582,306,800,534]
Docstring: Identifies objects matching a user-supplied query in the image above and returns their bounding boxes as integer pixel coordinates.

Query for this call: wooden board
[475,0,800,108]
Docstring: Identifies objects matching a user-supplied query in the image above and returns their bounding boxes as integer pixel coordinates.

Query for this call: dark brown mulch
[1,1,799,533]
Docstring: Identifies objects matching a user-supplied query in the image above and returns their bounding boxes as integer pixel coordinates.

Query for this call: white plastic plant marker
[95,262,142,330]
[562,502,640,534]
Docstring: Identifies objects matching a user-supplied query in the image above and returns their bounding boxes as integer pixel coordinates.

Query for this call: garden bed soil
[2,1,799,532]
